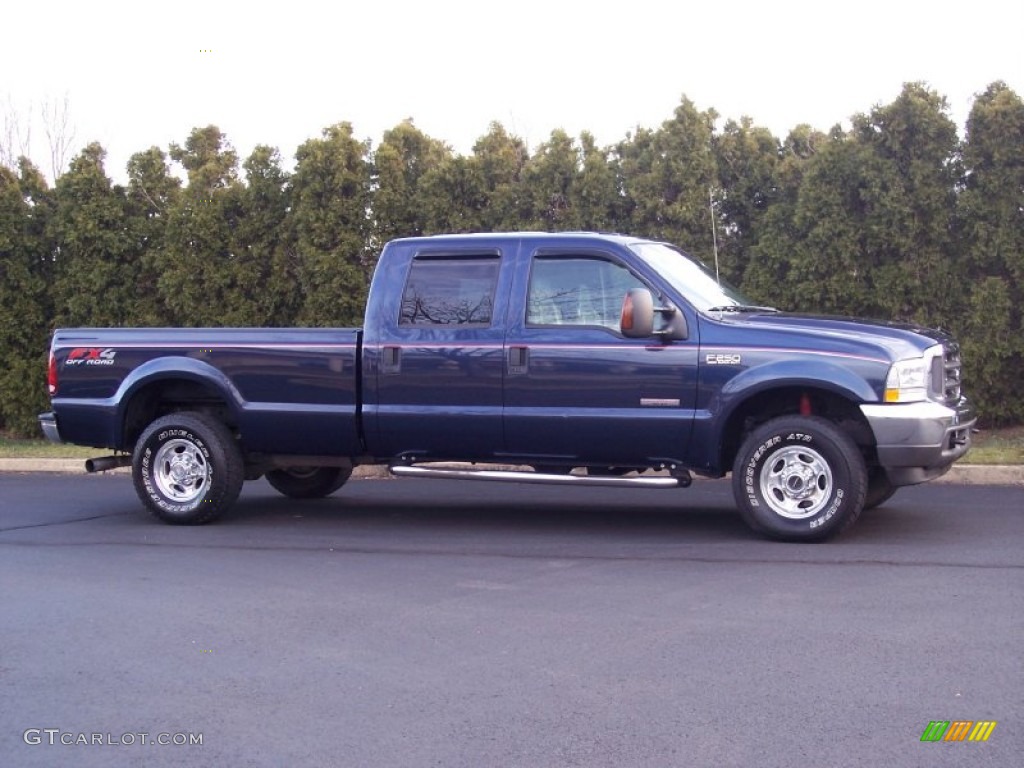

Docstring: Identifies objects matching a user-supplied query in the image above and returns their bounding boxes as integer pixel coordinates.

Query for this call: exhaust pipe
[85,455,132,473]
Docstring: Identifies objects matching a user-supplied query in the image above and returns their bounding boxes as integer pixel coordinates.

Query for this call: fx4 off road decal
[65,348,117,366]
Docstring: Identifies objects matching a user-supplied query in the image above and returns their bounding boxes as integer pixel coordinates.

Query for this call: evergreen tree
[522,129,581,230]
[371,119,450,247]
[0,160,54,436]
[780,131,881,314]
[713,117,781,285]
[958,82,1024,423]
[289,122,372,326]
[745,84,960,323]
[572,131,624,232]
[616,97,718,259]
[126,146,181,325]
[159,125,243,326]
[470,122,530,230]
[50,142,138,327]
[848,82,962,326]
[229,145,299,326]
[418,154,488,234]
[742,124,826,308]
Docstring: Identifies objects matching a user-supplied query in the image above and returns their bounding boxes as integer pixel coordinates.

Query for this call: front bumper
[860,398,976,486]
[38,411,63,444]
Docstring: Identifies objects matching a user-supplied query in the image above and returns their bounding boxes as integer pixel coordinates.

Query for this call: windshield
[629,242,754,311]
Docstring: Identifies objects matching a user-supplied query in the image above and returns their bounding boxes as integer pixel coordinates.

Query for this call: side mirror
[620,288,655,338]
[663,309,688,340]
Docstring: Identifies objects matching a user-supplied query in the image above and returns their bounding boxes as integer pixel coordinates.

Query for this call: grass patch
[962,426,1024,465]
[0,439,103,459]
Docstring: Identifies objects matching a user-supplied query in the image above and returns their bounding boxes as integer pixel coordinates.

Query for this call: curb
[0,459,1021,485]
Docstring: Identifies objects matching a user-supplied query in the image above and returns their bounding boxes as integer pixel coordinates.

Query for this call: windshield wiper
[706,304,779,314]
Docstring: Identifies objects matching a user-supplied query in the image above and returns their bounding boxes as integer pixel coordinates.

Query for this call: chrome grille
[931,343,962,402]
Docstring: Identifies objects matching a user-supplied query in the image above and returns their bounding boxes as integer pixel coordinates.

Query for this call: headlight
[884,357,929,402]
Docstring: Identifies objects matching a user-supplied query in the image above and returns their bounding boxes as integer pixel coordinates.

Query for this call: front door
[502,249,698,468]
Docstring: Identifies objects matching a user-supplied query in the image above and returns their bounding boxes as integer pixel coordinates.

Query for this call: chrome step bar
[388,464,689,488]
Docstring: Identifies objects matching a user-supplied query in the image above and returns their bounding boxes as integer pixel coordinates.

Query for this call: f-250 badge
[65,348,117,366]
[706,353,742,365]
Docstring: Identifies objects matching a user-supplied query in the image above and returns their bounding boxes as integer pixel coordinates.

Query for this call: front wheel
[732,416,867,541]
[863,468,898,510]
[132,412,244,525]
[265,467,352,499]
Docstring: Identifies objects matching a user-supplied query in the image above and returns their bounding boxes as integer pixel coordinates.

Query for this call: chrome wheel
[759,445,833,519]
[153,438,211,503]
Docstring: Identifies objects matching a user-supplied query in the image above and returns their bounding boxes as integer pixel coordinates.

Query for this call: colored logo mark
[920,720,997,742]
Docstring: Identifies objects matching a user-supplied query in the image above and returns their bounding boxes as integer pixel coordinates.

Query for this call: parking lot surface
[1,475,1021,767]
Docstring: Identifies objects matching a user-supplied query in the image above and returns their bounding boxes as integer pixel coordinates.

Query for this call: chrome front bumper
[860,399,976,486]
[38,411,63,444]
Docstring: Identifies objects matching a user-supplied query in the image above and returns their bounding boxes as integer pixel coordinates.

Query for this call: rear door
[502,247,698,467]
[369,246,510,460]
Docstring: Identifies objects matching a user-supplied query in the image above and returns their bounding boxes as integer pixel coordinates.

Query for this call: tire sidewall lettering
[744,429,846,530]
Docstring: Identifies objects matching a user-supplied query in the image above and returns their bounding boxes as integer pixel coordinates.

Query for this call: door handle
[382,345,401,374]
[508,346,528,375]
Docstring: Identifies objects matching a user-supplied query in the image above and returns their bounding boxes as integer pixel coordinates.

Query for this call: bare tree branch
[1,93,33,170]
[42,92,76,181]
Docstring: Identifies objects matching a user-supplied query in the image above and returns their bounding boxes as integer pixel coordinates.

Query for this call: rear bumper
[38,412,63,444]
[860,398,976,486]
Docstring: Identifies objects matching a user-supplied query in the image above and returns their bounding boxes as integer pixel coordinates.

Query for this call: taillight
[47,350,57,396]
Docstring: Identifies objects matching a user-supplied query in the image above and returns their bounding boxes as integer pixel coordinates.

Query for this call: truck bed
[49,327,363,457]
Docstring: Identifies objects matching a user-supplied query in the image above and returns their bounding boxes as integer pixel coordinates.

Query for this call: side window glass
[400,258,500,326]
[527,257,646,330]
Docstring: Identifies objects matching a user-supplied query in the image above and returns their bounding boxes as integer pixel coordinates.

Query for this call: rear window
[399,258,500,326]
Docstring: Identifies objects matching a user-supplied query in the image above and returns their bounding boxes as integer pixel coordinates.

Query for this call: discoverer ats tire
[132,411,244,525]
[732,415,868,541]
[863,467,898,510]
[265,467,352,499]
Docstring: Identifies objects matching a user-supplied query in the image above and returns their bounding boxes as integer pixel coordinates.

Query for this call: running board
[388,465,689,488]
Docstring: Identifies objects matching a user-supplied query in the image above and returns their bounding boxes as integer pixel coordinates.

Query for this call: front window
[527,256,647,330]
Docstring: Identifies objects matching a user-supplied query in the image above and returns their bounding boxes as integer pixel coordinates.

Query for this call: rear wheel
[732,415,868,541]
[132,411,243,525]
[265,467,352,499]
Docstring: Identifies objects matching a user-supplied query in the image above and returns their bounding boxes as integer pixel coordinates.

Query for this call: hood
[705,311,952,361]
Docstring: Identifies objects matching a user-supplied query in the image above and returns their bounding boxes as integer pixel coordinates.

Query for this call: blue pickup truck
[39,232,975,541]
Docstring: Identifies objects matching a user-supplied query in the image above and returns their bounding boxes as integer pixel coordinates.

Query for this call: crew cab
[39,232,976,541]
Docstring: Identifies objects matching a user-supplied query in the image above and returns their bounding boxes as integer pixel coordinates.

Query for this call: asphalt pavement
[1,474,1021,767]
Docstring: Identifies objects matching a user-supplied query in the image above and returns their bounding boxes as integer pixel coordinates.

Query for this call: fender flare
[702,359,881,472]
[114,357,246,441]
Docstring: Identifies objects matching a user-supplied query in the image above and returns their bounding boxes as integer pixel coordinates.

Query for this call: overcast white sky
[3,0,1021,183]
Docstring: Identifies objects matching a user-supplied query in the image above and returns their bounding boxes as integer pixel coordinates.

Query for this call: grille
[931,343,962,403]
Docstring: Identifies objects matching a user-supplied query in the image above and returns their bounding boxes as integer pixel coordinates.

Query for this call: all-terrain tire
[132,411,244,525]
[265,467,352,499]
[863,467,898,510]
[732,415,868,542]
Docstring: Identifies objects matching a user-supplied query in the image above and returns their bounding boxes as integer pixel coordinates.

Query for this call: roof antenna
[709,186,721,285]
